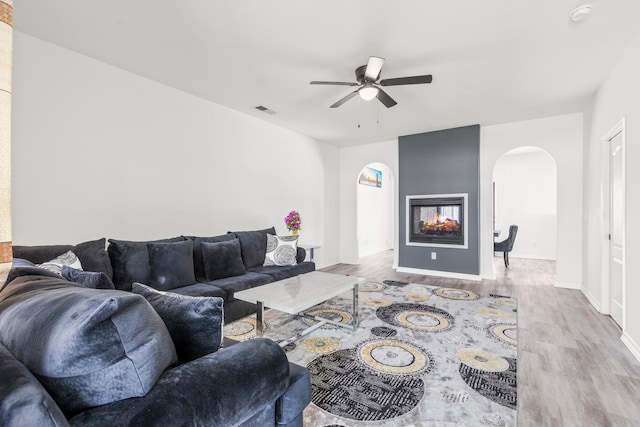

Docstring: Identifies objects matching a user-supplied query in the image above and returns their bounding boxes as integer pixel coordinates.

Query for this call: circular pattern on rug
[376,303,454,333]
[364,297,392,307]
[302,309,352,328]
[371,326,397,337]
[301,336,340,354]
[494,297,517,307]
[358,281,385,292]
[476,307,510,319]
[307,348,425,421]
[488,323,517,346]
[405,293,429,302]
[282,342,296,352]
[457,348,509,372]
[358,339,434,375]
[224,318,256,340]
[459,356,517,410]
[396,310,451,332]
[434,288,479,300]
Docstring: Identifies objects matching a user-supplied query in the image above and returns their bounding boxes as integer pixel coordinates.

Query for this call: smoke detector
[570,3,593,22]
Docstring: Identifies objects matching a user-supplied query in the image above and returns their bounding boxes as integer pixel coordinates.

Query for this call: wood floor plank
[320,250,640,426]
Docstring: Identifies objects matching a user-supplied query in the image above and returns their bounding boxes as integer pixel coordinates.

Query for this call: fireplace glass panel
[408,196,465,245]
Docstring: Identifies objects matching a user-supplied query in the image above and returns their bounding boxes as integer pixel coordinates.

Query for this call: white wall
[480,114,583,287]
[339,141,398,264]
[11,33,340,268]
[493,148,557,260]
[357,162,394,257]
[584,28,640,360]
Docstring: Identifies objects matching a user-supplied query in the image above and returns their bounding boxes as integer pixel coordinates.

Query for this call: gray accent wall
[398,125,480,275]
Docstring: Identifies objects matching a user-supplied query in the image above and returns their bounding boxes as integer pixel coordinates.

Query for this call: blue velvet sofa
[1,227,314,426]
[0,270,311,426]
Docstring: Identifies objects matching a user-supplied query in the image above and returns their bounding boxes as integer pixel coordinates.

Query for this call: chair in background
[494,225,518,268]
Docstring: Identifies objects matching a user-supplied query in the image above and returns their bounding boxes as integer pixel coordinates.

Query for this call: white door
[609,131,624,327]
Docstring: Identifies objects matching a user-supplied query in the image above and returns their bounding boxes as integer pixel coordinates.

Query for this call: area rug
[225,279,518,427]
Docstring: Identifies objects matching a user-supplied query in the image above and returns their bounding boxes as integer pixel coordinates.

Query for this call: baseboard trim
[509,254,557,261]
[621,332,640,363]
[581,287,602,312]
[554,281,581,290]
[395,267,482,282]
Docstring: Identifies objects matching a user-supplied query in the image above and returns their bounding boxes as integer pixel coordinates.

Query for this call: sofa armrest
[295,247,306,264]
[69,338,290,427]
[0,343,70,427]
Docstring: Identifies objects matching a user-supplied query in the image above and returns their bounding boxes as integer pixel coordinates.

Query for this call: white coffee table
[234,271,364,346]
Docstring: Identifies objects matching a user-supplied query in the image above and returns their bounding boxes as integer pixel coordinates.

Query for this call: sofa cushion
[147,240,196,290]
[0,274,177,414]
[184,234,237,281]
[0,342,70,427]
[12,238,113,279]
[132,282,224,364]
[229,227,276,269]
[248,262,316,282]
[202,272,274,302]
[37,250,83,275]
[62,265,116,290]
[201,239,246,281]
[11,257,36,268]
[263,234,298,266]
[108,236,185,291]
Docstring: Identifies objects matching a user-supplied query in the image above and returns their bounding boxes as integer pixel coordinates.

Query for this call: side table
[299,244,320,262]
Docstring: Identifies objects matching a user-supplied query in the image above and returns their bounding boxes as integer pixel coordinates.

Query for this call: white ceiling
[12,1,640,147]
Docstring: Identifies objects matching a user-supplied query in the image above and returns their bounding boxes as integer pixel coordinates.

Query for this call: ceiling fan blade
[379,75,433,86]
[364,56,385,81]
[376,88,397,108]
[330,90,359,108]
[310,81,359,86]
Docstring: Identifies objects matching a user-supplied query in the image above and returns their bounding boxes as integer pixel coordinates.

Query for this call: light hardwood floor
[320,250,640,426]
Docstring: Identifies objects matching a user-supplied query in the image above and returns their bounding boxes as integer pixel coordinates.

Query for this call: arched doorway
[356,162,395,259]
[492,147,557,273]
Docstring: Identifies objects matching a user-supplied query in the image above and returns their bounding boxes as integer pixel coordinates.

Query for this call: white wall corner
[581,286,602,312]
[621,332,640,363]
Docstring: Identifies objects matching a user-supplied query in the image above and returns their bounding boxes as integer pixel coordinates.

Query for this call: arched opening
[492,146,557,277]
[356,162,395,260]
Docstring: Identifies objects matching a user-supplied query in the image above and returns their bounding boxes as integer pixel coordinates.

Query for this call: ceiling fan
[310,56,432,108]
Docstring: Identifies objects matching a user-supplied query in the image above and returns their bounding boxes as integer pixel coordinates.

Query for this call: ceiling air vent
[255,105,276,115]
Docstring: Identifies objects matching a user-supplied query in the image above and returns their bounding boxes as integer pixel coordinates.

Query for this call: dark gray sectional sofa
[0,227,314,426]
[13,226,315,323]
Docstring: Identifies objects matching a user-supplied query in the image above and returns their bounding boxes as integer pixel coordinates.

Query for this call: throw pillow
[228,227,276,268]
[147,240,196,291]
[132,282,224,363]
[0,275,177,413]
[183,234,237,281]
[62,265,116,290]
[36,250,82,275]
[201,239,246,281]
[264,234,299,266]
[108,236,186,291]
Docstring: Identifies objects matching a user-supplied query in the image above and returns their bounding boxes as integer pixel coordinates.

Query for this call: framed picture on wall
[359,166,382,188]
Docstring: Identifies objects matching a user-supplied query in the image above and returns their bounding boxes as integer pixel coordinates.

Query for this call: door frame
[601,118,626,329]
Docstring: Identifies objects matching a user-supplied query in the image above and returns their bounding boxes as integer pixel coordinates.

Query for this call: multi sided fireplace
[406,194,468,248]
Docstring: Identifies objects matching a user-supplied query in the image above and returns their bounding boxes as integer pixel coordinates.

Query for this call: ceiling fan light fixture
[359,85,379,101]
[569,3,593,21]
